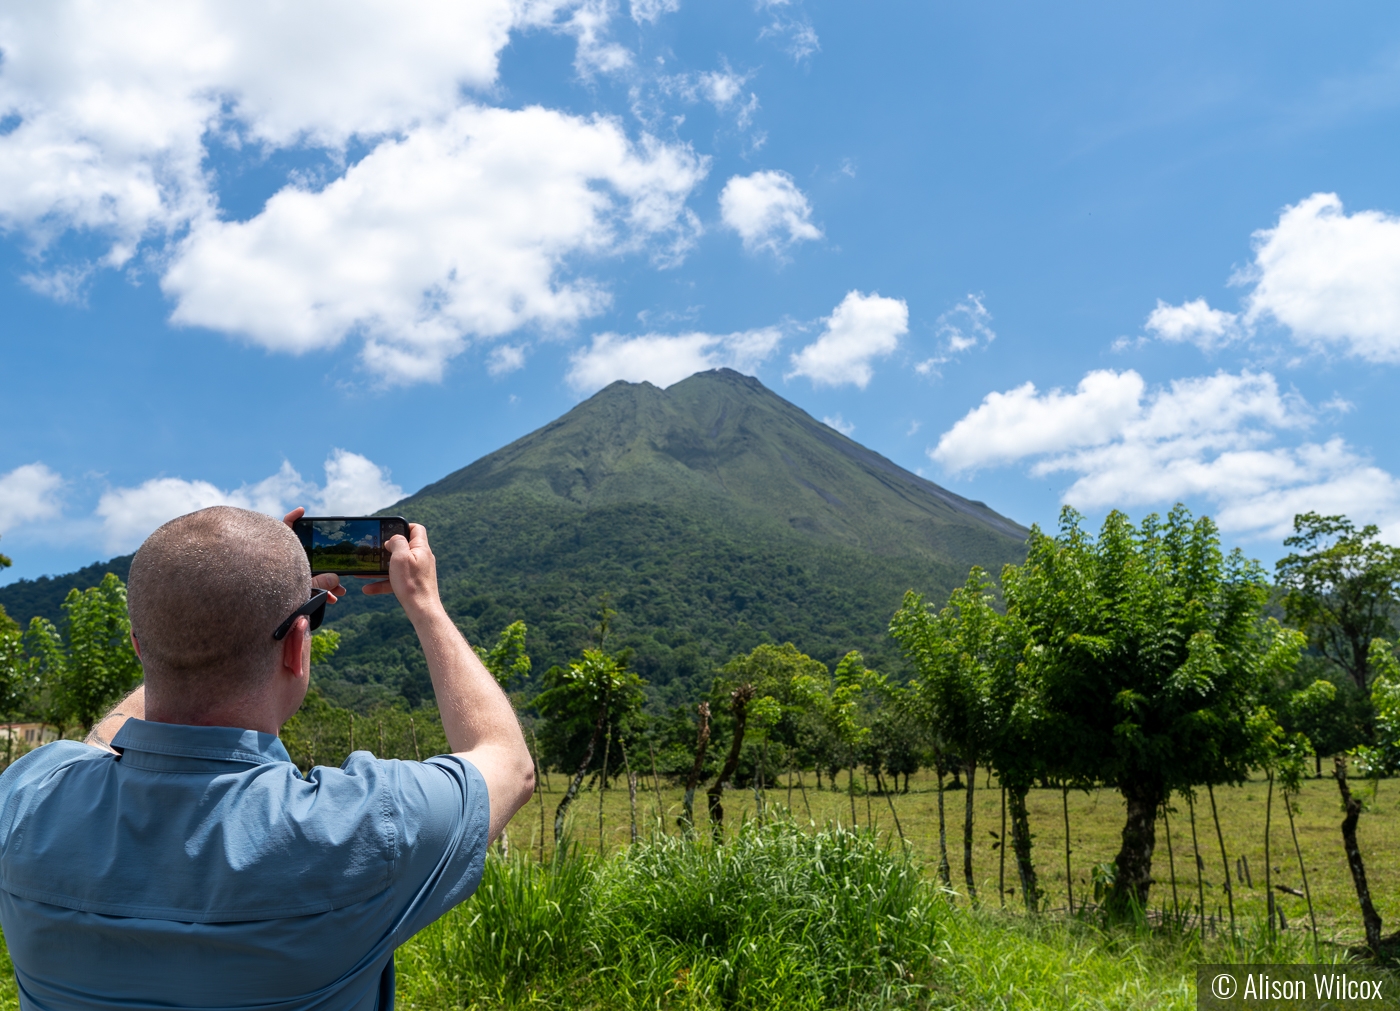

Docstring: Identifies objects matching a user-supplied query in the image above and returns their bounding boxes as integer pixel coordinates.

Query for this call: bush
[396,819,941,1010]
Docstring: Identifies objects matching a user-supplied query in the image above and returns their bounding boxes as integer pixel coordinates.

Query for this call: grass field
[510,765,1400,947]
[0,768,1386,1010]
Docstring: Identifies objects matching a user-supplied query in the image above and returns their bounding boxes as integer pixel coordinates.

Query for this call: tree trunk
[1161,798,1180,927]
[1335,754,1383,956]
[1008,784,1039,914]
[1207,784,1236,935]
[1062,784,1073,914]
[998,785,1007,908]
[622,742,638,845]
[963,760,978,903]
[679,702,711,833]
[1264,772,1275,940]
[1188,791,1206,941]
[1285,784,1319,956]
[1107,779,1161,914]
[935,759,952,886]
[597,721,611,851]
[706,685,754,841]
[555,700,608,845]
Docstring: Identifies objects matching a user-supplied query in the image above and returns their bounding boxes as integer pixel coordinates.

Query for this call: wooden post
[1161,798,1180,928]
[622,741,638,845]
[1207,784,1236,936]
[1284,781,1319,957]
[598,721,612,852]
[1062,784,1073,915]
[1188,791,1206,943]
[999,784,1007,908]
[1264,771,1276,942]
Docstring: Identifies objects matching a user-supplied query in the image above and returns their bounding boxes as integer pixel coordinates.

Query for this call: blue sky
[4,0,1400,583]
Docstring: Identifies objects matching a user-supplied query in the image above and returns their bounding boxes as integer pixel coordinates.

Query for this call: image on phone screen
[306,519,385,573]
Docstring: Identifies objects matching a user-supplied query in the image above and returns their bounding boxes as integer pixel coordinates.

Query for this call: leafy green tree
[310,629,341,666]
[893,568,1031,906]
[1010,506,1286,914]
[1277,513,1400,694]
[535,649,645,843]
[26,573,143,733]
[705,642,828,837]
[483,620,531,691]
[0,534,11,570]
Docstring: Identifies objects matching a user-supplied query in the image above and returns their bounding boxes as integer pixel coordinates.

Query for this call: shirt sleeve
[0,742,103,847]
[350,752,491,944]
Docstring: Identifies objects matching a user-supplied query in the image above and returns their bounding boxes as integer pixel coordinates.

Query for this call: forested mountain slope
[1,370,1027,711]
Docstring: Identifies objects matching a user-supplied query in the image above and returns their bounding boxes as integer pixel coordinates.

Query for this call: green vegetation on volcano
[0,369,1027,712]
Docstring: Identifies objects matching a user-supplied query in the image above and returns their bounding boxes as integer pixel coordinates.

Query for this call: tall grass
[396,819,940,1010]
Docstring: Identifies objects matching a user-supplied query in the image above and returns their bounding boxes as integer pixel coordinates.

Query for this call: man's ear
[280,616,310,680]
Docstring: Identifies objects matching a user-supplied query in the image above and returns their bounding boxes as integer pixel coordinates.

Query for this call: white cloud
[719,170,820,255]
[162,105,707,383]
[931,367,1400,539]
[555,0,633,77]
[1147,193,1400,362]
[916,293,996,375]
[488,344,528,376]
[630,0,679,24]
[932,370,1146,471]
[567,327,782,393]
[1144,298,1242,351]
[0,464,64,533]
[94,451,402,553]
[1242,193,1400,362]
[758,8,820,61]
[822,414,854,436]
[787,290,908,388]
[0,0,561,257]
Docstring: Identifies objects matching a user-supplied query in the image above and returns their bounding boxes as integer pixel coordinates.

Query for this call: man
[0,506,535,1011]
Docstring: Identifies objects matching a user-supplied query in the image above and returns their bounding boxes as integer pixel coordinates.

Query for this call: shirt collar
[111,719,292,768]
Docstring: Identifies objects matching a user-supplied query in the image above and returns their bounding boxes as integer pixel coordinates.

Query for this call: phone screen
[293,517,408,575]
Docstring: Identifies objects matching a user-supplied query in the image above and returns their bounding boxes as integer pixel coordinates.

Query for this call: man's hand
[363,523,442,623]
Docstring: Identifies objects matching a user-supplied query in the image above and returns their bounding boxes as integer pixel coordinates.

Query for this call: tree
[1011,506,1284,914]
[0,534,11,570]
[483,620,531,691]
[535,648,644,844]
[893,568,1034,907]
[26,573,143,733]
[1277,513,1400,694]
[705,642,828,837]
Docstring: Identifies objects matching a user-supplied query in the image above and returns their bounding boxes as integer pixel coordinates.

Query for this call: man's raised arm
[366,523,535,842]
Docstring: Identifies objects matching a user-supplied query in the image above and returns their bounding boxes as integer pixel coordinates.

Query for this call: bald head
[128,507,310,708]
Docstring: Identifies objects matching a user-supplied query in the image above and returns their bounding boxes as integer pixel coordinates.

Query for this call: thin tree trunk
[884,783,904,841]
[1162,798,1180,928]
[679,703,711,834]
[1207,784,1236,935]
[1188,791,1206,942]
[623,743,638,845]
[349,712,354,754]
[848,764,857,828]
[409,717,421,761]
[1009,784,1039,914]
[648,740,664,832]
[1265,771,1275,940]
[863,770,873,828]
[527,729,545,863]
[1062,784,1073,914]
[707,686,754,841]
[1335,754,1383,956]
[796,766,812,821]
[963,760,978,903]
[598,721,611,852]
[999,784,1007,908]
[935,760,951,887]
[555,700,607,845]
[786,751,794,813]
[1285,784,1319,956]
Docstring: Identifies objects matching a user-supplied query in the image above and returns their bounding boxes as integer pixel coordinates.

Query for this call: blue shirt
[0,719,491,1011]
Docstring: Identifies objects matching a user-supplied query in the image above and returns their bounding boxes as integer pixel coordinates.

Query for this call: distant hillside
[1,370,1028,712]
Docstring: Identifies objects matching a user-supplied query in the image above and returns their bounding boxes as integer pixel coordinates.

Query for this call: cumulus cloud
[567,327,782,393]
[488,344,528,376]
[916,293,996,375]
[1147,193,1400,362]
[822,414,854,436]
[1144,298,1242,351]
[719,170,820,255]
[162,105,707,383]
[787,290,908,388]
[932,367,1398,539]
[0,464,64,533]
[94,451,402,553]
[758,5,820,61]
[0,0,715,383]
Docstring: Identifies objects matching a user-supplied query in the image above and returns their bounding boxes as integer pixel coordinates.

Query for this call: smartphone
[291,516,410,576]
